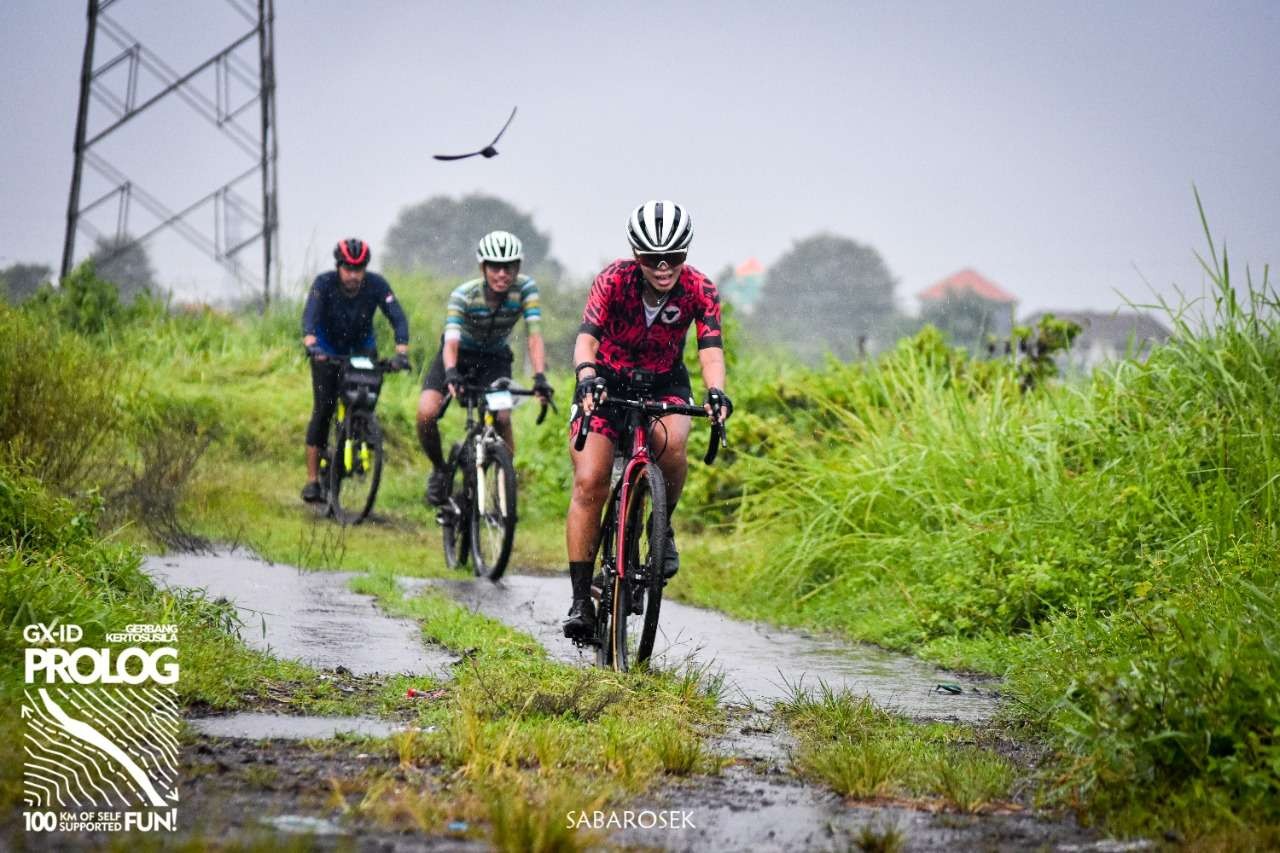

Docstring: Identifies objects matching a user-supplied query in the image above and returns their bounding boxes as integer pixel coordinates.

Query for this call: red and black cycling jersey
[579,260,722,377]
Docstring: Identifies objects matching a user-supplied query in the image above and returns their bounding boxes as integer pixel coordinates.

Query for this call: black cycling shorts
[422,343,514,393]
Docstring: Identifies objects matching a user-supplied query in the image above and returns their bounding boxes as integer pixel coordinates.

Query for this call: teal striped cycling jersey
[443,275,541,352]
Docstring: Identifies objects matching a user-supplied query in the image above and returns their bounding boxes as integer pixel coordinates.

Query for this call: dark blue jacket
[301,271,409,355]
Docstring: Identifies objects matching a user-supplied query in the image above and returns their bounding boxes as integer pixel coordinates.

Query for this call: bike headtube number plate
[485,390,515,411]
[349,356,375,370]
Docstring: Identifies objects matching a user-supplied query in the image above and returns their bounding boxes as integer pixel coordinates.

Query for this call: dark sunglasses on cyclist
[634,251,687,269]
[484,260,520,274]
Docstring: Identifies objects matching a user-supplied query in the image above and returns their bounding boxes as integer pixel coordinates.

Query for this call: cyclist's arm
[520,277,547,374]
[572,333,600,376]
[527,331,547,375]
[301,278,323,347]
[442,337,461,371]
[376,283,410,353]
[697,345,726,393]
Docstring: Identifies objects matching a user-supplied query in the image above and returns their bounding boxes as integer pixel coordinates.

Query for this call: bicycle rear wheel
[470,439,517,581]
[608,463,667,671]
[329,414,383,525]
[440,444,470,569]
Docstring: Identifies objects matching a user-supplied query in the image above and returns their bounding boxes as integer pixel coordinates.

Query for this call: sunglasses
[484,261,520,274]
[635,251,688,269]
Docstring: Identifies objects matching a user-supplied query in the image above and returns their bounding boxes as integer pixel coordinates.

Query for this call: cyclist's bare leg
[567,432,615,561]
[496,411,514,455]
[415,389,447,468]
[306,445,321,482]
[651,413,692,511]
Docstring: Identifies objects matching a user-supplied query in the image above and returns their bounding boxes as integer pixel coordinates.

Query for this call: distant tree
[384,193,562,280]
[89,235,156,302]
[751,233,899,361]
[0,262,52,303]
[920,291,1007,350]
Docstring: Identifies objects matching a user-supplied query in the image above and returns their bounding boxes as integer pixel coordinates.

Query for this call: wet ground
[186,712,409,740]
[127,553,1117,851]
[435,574,998,721]
[145,551,453,677]
[607,707,1107,852]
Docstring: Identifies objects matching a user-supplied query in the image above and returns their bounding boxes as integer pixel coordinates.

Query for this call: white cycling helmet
[476,230,524,263]
[626,199,693,253]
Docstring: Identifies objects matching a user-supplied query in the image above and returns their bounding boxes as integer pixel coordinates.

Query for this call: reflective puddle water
[186,712,408,740]
[436,575,998,722]
[144,551,452,677]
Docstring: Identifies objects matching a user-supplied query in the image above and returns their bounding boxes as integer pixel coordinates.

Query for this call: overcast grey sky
[2,0,1277,315]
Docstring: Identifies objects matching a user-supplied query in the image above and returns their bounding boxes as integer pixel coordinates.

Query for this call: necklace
[642,285,669,309]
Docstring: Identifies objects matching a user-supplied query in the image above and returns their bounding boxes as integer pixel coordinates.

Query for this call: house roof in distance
[918,268,1017,303]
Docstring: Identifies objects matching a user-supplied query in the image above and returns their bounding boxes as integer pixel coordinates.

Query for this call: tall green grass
[674,206,1280,832]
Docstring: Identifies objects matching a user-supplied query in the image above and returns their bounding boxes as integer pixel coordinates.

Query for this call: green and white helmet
[476,230,524,263]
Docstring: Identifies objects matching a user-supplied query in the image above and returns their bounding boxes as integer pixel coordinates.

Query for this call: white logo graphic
[660,305,682,324]
[22,624,179,834]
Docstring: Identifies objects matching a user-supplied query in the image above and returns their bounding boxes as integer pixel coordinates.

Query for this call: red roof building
[917,268,1017,304]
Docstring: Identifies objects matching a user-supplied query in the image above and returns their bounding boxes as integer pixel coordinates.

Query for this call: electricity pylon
[60,0,279,305]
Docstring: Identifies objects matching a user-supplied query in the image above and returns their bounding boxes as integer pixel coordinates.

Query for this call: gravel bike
[438,378,553,580]
[572,392,726,671]
[315,354,407,525]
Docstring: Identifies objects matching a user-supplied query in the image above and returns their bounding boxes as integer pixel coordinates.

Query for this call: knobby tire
[441,443,470,569]
[608,463,667,671]
[329,414,383,525]
[470,439,518,581]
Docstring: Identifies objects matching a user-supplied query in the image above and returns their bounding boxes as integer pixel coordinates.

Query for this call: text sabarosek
[566,810,695,830]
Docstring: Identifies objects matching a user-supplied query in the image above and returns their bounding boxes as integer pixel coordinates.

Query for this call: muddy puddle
[186,712,412,740]
[144,551,452,677]
[435,574,997,722]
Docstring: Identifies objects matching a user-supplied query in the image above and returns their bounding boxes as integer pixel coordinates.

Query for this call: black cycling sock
[569,561,594,600]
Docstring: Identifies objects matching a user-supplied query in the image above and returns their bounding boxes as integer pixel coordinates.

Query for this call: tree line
[5,195,1005,362]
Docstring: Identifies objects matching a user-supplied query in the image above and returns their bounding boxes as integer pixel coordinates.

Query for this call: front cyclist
[300,238,410,503]
[562,200,732,640]
[418,230,553,505]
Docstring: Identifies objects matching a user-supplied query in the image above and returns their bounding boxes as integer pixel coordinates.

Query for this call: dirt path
[435,574,998,722]
[139,553,1111,851]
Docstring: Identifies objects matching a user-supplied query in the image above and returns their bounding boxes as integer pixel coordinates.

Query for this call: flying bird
[433,106,518,161]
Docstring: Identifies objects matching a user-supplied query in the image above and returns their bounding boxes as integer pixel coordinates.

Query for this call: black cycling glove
[704,387,734,420]
[444,366,462,389]
[390,353,411,372]
[532,372,554,400]
[575,374,607,405]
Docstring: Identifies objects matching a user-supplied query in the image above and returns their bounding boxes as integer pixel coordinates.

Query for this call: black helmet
[334,238,371,268]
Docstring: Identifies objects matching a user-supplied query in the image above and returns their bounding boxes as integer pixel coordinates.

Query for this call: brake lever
[703,413,727,465]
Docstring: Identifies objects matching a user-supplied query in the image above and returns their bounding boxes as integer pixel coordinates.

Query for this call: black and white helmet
[476,230,523,263]
[626,200,693,253]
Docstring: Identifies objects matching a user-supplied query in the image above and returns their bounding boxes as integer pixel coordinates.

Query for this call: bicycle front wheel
[609,463,667,671]
[470,439,517,581]
[329,414,383,525]
[441,444,470,569]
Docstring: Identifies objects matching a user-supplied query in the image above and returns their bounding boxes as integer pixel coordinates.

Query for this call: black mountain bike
[572,393,726,671]
[316,354,407,525]
[438,378,553,580]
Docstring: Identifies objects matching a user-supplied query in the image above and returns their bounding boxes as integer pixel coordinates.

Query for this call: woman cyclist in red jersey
[562,200,733,640]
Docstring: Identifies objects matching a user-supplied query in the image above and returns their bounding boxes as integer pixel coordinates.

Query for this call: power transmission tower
[60,0,279,306]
